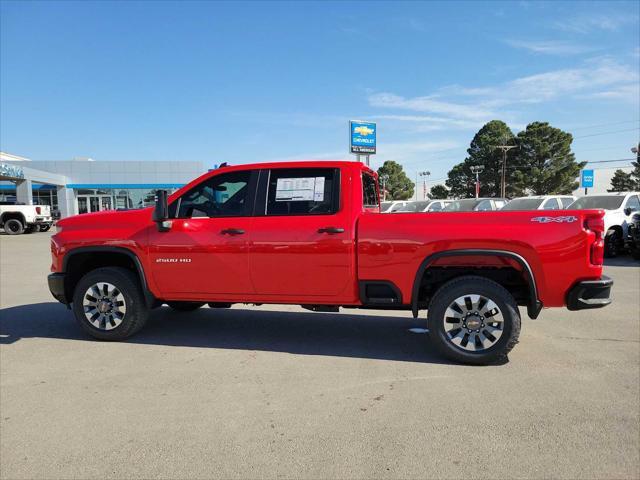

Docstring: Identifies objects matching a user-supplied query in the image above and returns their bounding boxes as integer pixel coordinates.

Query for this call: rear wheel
[3,218,24,235]
[72,267,149,340]
[427,276,521,365]
[167,301,205,311]
[604,229,620,258]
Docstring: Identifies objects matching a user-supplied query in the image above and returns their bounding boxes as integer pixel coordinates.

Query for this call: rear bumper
[566,275,613,311]
[33,217,53,224]
[48,273,68,304]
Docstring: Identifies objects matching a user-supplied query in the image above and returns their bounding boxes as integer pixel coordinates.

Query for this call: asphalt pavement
[1,231,638,479]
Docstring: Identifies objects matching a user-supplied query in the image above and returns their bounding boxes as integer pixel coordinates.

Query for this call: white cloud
[554,13,638,33]
[368,92,495,120]
[505,39,595,55]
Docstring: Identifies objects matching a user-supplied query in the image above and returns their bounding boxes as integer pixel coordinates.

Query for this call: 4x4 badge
[531,216,578,223]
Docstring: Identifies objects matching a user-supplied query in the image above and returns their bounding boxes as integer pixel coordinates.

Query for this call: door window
[475,200,493,211]
[362,173,379,209]
[428,202,443,211]
[172,171,251,218]
[265,168,339,216]
[542,198,560,210]
[626,195,640,212]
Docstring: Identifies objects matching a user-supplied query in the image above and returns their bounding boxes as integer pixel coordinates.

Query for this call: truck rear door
[248,167,356,302]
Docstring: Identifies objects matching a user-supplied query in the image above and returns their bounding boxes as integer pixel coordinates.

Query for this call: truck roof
[215,159,376,174]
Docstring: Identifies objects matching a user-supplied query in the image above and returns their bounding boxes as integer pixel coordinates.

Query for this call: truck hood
[56,208,152,231]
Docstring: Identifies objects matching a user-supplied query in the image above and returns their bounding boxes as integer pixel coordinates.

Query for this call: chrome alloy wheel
[82,282,127,330]
[443,294,504,352]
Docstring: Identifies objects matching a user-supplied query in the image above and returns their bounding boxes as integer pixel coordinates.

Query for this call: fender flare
[63,246,158,307]
[410,249,542,319]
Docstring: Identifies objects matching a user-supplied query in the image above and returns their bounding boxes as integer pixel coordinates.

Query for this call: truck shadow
[0,302,488,365]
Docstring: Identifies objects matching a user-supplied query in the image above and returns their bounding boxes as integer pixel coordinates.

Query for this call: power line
[569,120,639,131]
[574,127,640,139]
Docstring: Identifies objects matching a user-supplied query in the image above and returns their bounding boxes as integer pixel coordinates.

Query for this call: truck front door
[248,167,356,302]
[148,170,257,297]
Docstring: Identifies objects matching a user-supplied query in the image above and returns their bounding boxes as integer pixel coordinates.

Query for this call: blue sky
[1,1,638,185]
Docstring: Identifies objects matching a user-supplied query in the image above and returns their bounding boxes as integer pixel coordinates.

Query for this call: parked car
[380,200,408,213]
[396,200,452,213]
[0,202,53,234]
[568,192,640,257]
[443,198,508,212]
[48,161,612,365]
[626,212,640,260]
[500,195,576,211]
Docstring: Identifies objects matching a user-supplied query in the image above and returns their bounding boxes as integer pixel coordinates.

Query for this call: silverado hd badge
[531,216,578,223]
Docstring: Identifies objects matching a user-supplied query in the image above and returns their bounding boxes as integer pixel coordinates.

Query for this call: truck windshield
[569,196,625,210]
[443,199,481,212]
[501,198,544,210]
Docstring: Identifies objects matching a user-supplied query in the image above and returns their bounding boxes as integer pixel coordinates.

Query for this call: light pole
[495,136,517,198]
[470,165,484,198]
[380,174,389,201]
[416,171,430,200]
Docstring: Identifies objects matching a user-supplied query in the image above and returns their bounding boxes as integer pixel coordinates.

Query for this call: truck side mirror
[624,207,632,216]
[152,190,171,231]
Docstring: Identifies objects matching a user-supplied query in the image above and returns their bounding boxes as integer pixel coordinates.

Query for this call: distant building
[0,153,205,218]
[573,166,634,196]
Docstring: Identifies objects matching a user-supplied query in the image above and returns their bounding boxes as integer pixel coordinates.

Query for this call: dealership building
[0,152,204,218]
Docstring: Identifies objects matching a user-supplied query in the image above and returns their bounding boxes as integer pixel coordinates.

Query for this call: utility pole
[380,174,389,201]
[495,139,517,198]
[470,165,484,198]
[416,171,430,200]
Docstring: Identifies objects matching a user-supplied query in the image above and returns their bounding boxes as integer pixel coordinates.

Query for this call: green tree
[445,120,518,198]
[377,160,414,200]
[608,169,636,192]
[513,122,585,195]
[429,184,449,199]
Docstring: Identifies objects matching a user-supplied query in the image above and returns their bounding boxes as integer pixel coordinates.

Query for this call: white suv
[500,195,576,211]
[568,192,640,257]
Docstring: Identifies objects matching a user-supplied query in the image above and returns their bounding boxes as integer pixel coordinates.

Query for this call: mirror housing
[152,190,171,231]
[624,207,632,216]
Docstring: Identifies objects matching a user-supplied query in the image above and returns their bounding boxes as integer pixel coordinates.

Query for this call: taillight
[36,206,41,214]
[585,215,604,265]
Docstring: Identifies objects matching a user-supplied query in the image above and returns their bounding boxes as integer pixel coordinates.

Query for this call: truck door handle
[318,227,344,234]
[220,228,245,235]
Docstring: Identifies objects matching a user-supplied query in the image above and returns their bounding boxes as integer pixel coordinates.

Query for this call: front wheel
[427,276,521,365]
[72,267,149,340]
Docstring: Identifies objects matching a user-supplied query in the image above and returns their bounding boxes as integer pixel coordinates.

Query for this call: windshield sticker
[276,177,325,202]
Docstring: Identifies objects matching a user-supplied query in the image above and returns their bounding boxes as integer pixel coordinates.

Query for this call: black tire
[604,229,619,258]
[24,226,36,234]
[427,276,521,365]
[39,224,51,232]
[72,267,149,340]
[167,301,205,311]
[3,218,24,235]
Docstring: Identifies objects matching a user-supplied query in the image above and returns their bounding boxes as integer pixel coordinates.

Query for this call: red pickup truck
[48,161,612,364]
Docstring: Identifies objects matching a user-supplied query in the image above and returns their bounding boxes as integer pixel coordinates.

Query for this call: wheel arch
[63,246,158,307]
[411,249,542,320]
[0,211,26,226]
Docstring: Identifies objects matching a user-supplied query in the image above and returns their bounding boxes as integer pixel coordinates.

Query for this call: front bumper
[48,273,68,304]
[566,275,613,311]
